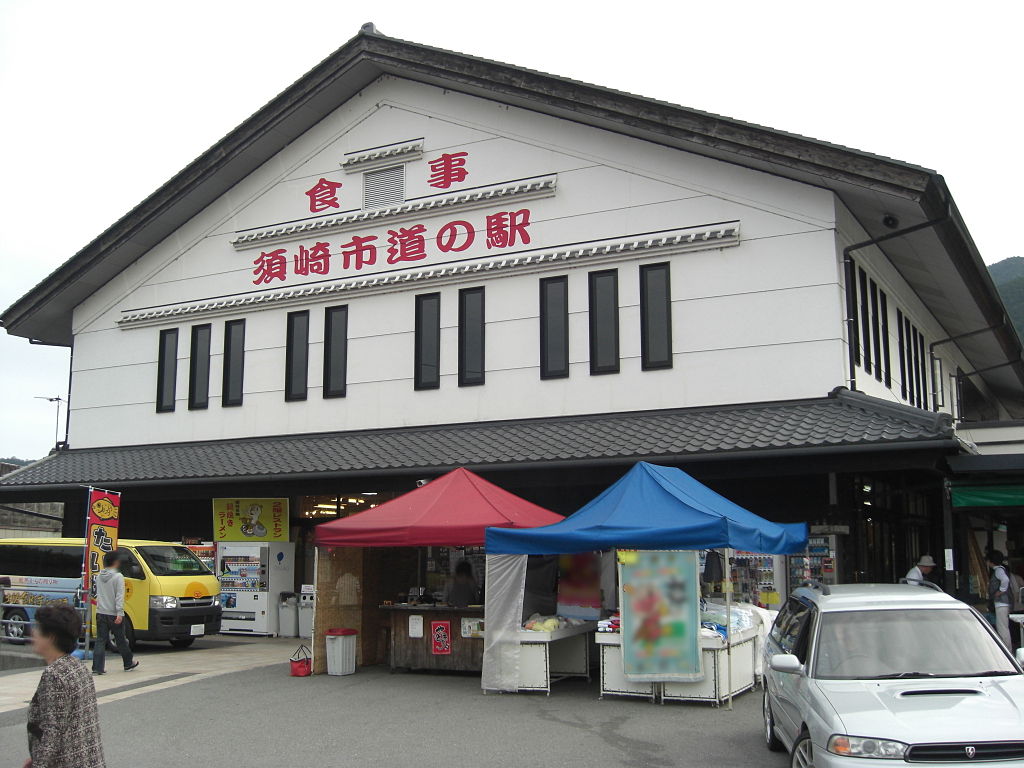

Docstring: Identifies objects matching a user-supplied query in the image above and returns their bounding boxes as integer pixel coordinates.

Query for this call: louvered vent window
[363,165,405,209]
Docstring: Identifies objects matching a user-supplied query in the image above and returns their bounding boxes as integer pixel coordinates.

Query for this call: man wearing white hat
[905,555,936,586]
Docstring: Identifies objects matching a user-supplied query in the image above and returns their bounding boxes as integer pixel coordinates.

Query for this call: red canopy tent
[313,467,562,547]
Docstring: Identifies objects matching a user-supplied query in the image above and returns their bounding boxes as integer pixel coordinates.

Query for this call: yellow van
[0,538,221,649]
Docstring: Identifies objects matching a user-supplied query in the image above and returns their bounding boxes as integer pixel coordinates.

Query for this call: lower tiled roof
[0,389,955,490]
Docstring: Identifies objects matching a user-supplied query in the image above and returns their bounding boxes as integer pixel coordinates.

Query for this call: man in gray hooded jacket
[91,550,138,675]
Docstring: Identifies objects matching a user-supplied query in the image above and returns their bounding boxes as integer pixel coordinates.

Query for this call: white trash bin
[325,628,358,676]
[278,593,298,638]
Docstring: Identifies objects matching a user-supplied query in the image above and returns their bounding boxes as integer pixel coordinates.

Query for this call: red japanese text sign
[431,620,452,655]
[83,488,121,601]
[251,207,532,286]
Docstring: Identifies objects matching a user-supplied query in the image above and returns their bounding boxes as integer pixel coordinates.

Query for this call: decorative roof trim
[230,175,558,250]
[119,221,739,328]
[341,139,423,173]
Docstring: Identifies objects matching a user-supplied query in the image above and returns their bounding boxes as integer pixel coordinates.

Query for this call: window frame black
[221,319,246,408]
[858,268,872,374]
[588,269,620,375]
[285,310,310,402]
[639,262,673,371]
[414,292,442,391]
[187,323,212,410]
[457,287,485,387]
[156,328,179,413]
[539,276,570,380]
[323,305,348,399]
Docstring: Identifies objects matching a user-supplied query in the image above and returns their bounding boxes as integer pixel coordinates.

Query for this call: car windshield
[814,608,1018,680]
[136,546,211,577]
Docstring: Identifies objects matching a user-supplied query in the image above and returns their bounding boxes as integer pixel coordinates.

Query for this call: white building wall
[957,423,1024,455]
[68,76,846,449]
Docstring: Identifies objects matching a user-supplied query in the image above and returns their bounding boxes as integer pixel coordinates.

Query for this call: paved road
[0,659,787,767]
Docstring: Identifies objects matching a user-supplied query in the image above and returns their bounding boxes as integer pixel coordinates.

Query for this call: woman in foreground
[24,604,105,768]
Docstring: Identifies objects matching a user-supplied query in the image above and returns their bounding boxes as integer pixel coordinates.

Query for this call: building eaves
[0,390,956,493]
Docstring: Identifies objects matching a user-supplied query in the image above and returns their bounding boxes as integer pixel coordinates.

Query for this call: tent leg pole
[726,547,733,711]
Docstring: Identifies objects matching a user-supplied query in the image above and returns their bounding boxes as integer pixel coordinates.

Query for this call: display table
[596,627,758,705]
[515,622,597,694]
[381,605,485,672]
[595,632,657,701]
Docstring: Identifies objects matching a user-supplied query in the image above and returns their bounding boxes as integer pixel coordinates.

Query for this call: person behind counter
[448,560,479,607]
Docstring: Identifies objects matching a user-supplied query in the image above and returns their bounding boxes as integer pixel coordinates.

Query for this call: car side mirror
[770,653,804,675]
[1016,648,1024,668]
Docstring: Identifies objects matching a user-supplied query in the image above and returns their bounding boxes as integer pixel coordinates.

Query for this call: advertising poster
[84,488,121,602]
[556,552,602,620]
[212,499,288,541]
[431,620,452,655]
[619,550,702,681]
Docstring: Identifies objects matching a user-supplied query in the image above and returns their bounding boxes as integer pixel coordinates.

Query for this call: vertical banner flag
[84,488,122,603]
[619,550,702,681]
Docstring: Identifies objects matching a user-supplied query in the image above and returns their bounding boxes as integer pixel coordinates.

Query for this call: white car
[763,582,1024,767]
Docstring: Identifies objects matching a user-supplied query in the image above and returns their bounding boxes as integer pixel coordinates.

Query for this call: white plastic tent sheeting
[481,554,528,692]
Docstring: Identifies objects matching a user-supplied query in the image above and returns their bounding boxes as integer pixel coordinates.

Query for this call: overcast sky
[1,1,1020,460]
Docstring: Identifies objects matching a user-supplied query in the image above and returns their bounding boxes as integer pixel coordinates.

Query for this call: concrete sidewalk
[0,634,294,714]
[0,660,787,768]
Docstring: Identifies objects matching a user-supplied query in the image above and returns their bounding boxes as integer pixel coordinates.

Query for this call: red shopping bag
[289,644,312,677]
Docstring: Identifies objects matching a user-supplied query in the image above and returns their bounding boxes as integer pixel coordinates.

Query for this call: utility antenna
[34,396,65,448]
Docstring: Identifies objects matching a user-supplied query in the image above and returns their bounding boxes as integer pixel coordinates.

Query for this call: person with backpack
[987,550,1013,649]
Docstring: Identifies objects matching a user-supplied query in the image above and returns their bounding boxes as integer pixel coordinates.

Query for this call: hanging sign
[619,550,702,682]
[431,620,452,655]
[83,488,121,603]
[212,499,289,541]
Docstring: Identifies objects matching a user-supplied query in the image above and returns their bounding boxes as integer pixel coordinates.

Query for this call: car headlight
[828,735,908,759]
[149,595,178,609]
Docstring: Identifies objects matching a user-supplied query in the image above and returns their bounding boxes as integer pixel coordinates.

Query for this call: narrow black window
[879,290,892,388]
[414,293,441,390]
[858,268,872,374]
[640,263,673,370]
[323,306,348,398]
[458,287,485,387]
[868,280,882,383]
[156,328,178,413]
[918,331,929,410]
[222,319,245,407]
[285,311,309,402]
[188,324,212,410]
[846,257,861,366]
[897,310,907,399]
[911,326,922,408]
[539,276,569,379]
[588,269,619,375]
[909,315,917,409]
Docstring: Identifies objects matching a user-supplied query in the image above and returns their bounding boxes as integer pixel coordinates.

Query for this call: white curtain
[481,554,528,692]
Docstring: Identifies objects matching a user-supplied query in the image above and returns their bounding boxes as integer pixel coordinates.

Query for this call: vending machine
[789,534,842,586]
[217,541,295,635]
[732,552,788,609]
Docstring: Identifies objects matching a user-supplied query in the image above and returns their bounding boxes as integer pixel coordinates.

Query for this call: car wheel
[2,608,30,643]
[791,734,815,768]
[169,637,195,649]
[763,691,785,752]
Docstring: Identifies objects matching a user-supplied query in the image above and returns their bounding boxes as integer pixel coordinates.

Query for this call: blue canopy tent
[481,462,807,697]
[486,461,808,555]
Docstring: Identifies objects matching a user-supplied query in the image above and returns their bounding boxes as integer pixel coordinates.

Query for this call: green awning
[952,485,1024,508]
